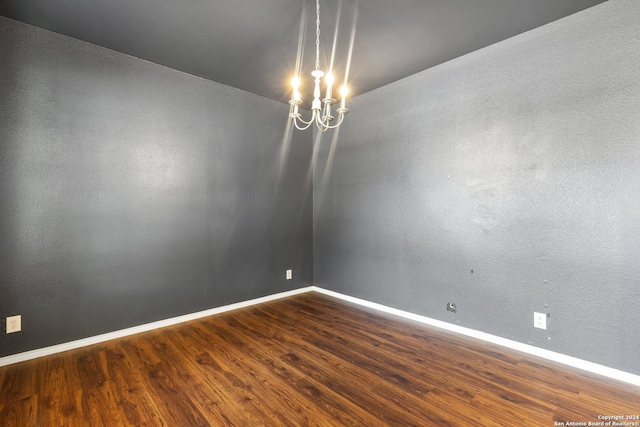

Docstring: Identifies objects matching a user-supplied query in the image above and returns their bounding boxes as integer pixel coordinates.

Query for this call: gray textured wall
[0,17,313,357]
[314,0,640,375]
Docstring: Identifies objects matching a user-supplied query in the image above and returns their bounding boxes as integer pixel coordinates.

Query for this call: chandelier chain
[315,0,320,71]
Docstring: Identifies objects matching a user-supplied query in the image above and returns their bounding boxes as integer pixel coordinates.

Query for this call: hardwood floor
[1,292,638,426]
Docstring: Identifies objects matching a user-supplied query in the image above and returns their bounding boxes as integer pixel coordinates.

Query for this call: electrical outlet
[286,269,292,280]
[534,312,546,330]
[6,315,21,334]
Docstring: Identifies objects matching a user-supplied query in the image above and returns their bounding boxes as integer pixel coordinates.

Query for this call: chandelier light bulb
[325,72,334,86]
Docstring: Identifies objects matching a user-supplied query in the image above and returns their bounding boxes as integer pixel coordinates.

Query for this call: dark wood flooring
[1,292,639,426]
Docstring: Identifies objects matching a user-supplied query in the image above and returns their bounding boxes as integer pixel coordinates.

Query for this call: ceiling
[0,0,607,106]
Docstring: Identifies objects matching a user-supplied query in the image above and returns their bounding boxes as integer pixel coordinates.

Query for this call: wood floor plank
[121,345,208,426]
[1,292,639,426]
[63,347,125,427]
[0,395,37,427]
[155,325,285,426]
[36,355,83,426]
[103,345,168,426]
[287,293,640,415]
[245,302,536,425]
[256,299,471,398]
[0,359,37,404]
[0,364,6,401]
[281,294,528,388]
[203,313,400,426]
[201,315,382,426]
[236,306,452,425]
[161,323,277,425]
[250,301,496,426]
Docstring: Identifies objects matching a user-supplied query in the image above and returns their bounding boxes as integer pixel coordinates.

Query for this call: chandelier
[289,0,349,132]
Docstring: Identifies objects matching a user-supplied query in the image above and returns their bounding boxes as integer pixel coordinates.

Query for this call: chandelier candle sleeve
[291,77,301,116]
[291,77,301,101]
[325,73,334,101]
[340,85,348,110]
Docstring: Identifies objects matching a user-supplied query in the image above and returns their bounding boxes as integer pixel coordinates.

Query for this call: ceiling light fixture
[289,0,349,132]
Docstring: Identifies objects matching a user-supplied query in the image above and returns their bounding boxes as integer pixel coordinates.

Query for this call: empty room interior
[1,0,640,425]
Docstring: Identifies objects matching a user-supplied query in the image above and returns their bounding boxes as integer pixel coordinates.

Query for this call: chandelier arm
[316,120,330,133]
[319,112,347,130]
[291,109,319,130]
[293,114,314,126]
[315,110,338,132]
[293,118,315,131]
[315,114,328,132]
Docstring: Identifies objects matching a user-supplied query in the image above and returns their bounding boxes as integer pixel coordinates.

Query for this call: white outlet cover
[6,315,21,333]
[534,312,546,330]
[286,269,292,280]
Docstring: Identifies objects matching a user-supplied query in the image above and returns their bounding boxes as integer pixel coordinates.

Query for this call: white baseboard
[0,286,314,368]
[311,286,640,387]
[2,285,639,388]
